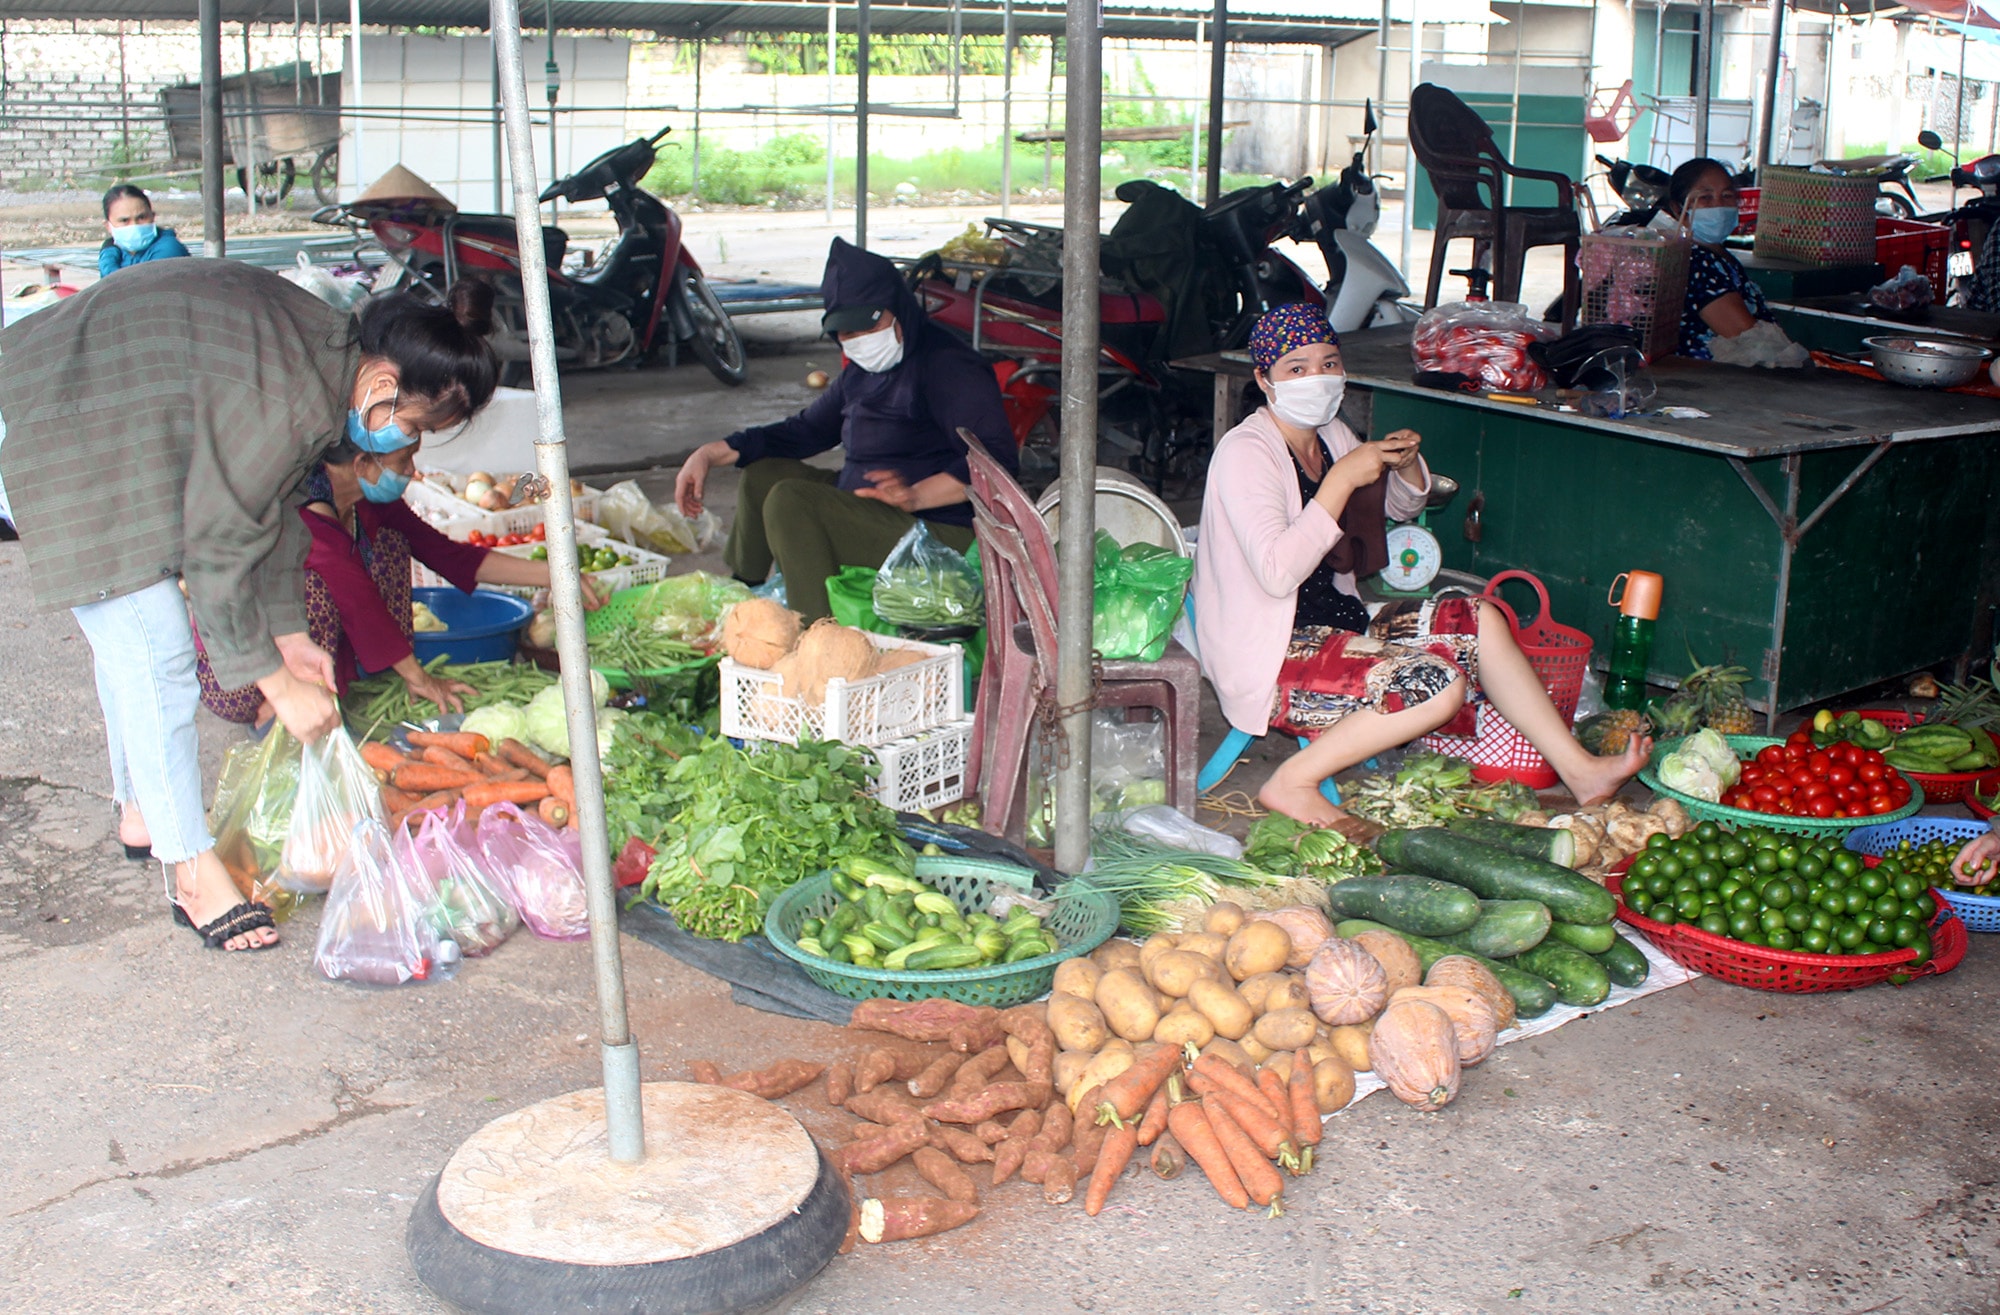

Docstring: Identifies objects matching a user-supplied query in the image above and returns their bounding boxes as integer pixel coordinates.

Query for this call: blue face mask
[1688,206,1739,245]
[358,464,412,503]
[110,223,157,254]
[346,386,416,454]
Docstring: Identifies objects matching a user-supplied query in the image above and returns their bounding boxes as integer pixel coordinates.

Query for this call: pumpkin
[1351,929,1422,993]
[1368,998,1462,1111]
[1391,984,1498,1066]
[1304,937,1389,1027]
[1425,955,1516,1031]
[1252,906,1334,968]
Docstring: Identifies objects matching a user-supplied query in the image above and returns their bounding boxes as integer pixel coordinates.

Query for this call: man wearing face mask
[674,237,1017,621]
[1648,158,1810,368]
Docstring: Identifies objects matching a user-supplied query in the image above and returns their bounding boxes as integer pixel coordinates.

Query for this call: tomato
[1789,766,1818,789]
[1868,794,1893,814]
[1801,779,1829,800]
[1783,744,1808,763]
[1752,785,1779,805]
[1827,764,1854,787]
[1858,748,1886,767]
[1757,745,1788,768]
[531,524,547,541]
[1807,751,1832,774]
[1788,730,1814,746]
[1741,765,1765,786]
[1858,762,1885,783]
[1809,796,1836,818]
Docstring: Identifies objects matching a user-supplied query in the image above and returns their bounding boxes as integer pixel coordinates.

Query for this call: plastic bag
[1410,300,1556,392]
[752,572,788,605]
[872,522,983,627]
[1111,805,1244,859]
[277,727,385,894]
[313,818,452,985]
[209,725,305,917]
[478,802,590,940]
[598,479,719,557]
[277,251,371,312]
[401,805,520,956]
[1092,530,1193,662]
[1869,264,1934,313]
[626,571,751,649]
[1025,709,1169,847]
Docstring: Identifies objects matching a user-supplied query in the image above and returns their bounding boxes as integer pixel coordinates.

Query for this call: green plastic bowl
[1639,734,1924,839]
[763,856,1118,1007]
[585,582,723,692]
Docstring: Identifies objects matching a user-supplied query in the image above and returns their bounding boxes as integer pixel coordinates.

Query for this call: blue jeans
[70,579,215,865]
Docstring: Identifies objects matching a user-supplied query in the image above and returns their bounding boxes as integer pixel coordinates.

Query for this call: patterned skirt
[1271,596,1484,739]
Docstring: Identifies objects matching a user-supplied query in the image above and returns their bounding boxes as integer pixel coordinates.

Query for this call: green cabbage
[524,683,625,760]
[1680,728,1741,788]
[460,702,528,747]
[1658,748,1722,802]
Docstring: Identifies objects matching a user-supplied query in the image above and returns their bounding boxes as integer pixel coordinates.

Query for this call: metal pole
[1205,0,1225,203]
[1044,36,1055,187]
[826,0,837,223]
[1053,0,1100,875]
[200,0,226,256]
[349,0,364,193]
[1756,0,1786,170]
[691,34,702,196]
[1001,0,1014,218]
[1694,0,1713,157]
[1375,0,1389,176]
[546,0,560,226]
[492,39,503,210]
[1955,3,1969,155]
[949,0,962,115]
[491,0,643,1165]
[242,23,258,213]
[1191,19,1204,202]
[1400,16,1419,280]
[1508,2,1524,166]
[856,0,870,247]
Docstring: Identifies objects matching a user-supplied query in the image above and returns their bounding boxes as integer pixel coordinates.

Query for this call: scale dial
[1381,524,1443,592]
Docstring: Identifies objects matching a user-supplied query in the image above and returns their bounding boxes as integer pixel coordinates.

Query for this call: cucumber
[1593,931,1651,988]
[1510,942,1612,1007]
[1437,899,1552,958]
[1375,829,1617,926]
[1335,918,1558,1018]
[1323,874,1482,936]
[1446,818,1577,868]
[1544,919,1617,955]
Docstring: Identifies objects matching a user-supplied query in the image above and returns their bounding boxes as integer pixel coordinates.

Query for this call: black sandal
[115,808,151,861]
[171,899,280,951]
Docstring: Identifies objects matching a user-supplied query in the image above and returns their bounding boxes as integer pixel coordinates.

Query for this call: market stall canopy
[1790,0,2000,26]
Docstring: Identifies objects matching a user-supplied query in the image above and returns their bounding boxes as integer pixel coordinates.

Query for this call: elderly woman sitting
[1191,303,1652,831]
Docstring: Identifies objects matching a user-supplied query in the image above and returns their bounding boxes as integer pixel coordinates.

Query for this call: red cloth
[303,498,489,681]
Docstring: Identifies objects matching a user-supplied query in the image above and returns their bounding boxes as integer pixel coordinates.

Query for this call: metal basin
[1862,335,1992,388]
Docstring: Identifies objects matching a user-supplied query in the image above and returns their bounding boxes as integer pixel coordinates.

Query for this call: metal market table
[1177,327,2000,722]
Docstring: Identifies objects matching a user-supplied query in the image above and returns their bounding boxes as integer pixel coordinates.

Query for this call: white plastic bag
[278,251,370,311]
[277,727,385,894]
[313,818,452,985]
[598,479,720,556]
[1114,804,1244,859]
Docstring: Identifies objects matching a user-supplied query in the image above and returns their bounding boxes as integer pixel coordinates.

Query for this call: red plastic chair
[958,429,1200,844]
[1585,80,1638,145]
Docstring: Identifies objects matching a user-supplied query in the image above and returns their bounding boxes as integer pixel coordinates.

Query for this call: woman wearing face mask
[673,237,1018,621]
[98,184,191,277]
[0,261,505,953]
[1649,158,1810,368]
[1191,304,1652,832]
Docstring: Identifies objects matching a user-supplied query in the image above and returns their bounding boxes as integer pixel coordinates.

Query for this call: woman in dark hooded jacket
[674,237,1018,620]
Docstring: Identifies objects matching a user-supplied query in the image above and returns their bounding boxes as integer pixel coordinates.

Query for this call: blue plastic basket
[408,587,535,665]
[1844,817,2000,932]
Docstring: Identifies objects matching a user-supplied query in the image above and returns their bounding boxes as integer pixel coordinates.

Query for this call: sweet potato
[989,1109,1043,1186]
[972,1120,1010,1146]
[830,1120,931,1175]
[920,1081,1052,1126]
[825,1061,854,1107]
[849,998,1000,1046]
[947,1045,1012,1097]
[841,1088,923,1127]
[848,1120,902,1141]
[689,1061,724,1085]
[908,1052,967,1099]
[929,1125,995,1165]
[719,1059,824,1100]
[913,1147,980,1205]
[858,1195,978,1244]
[496,738,552,779]
[997,1005,1057,1084]
[1039,1153,1077,1205]
[854,1048,900,1094]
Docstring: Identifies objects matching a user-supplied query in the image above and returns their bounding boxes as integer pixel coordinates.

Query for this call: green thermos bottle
[1604,571,1663,711]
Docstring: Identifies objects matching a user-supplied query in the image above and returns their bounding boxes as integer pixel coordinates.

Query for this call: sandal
[115,807,152,862]
[171,898,280,951]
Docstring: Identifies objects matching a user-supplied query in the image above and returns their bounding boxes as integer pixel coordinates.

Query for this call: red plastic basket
[1421,571,1592,788]
[1843,707,2000,805]
[1734,187,1760,235]
[1967,772,2000,819]
[1607,858,1966,993]
[1874,217,1950,289]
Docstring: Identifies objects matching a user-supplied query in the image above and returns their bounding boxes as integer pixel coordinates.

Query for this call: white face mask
[1268,374,1346,429]
[841,321,905,373]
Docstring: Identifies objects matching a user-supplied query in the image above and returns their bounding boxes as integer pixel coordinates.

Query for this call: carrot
[1149,1130,1185,1180]
[1136,1087,1171,1147]
[1084,1122,1140,1217]
[380,786,424,814]
[410,790,458,814]
[1289,1050,1323,1156]
[1214,1091,1300,1173]
[1257,1067,1296,1143]
[421,744,478,773]
[390,762,482,793]
[825,1061,855,1107]
[538,797,571,828]
[1094,1042,1185,1128]
[496,738,553,779]
[1191,1052,1282,1121]
[908,1052,967,1099]
[858,1196,978,1244]
[461,780,552,810]
[360,742,410,773]
[407,730,490,758]
[913,1147,980,1205]
[1203,1099,1286,1214]
[1166,1101,1249,1210]
[468,752,510,778]
[547,764,576,807]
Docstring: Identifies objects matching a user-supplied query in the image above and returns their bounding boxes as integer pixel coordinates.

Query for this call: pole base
[408,1082,849,1315]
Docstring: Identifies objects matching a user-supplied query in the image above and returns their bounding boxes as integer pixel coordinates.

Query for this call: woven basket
[1752,166,1878,266]
[1579,228,1691,362]
[1845,817,2000,933]
[1637,734,1924,838]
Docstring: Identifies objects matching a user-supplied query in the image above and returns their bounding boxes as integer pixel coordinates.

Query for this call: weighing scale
[1369,474,1460,598]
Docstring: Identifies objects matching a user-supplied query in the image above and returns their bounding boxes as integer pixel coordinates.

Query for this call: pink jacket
[1192,407,1430,734]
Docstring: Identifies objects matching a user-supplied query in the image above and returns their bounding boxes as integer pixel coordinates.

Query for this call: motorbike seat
[1818,154,1904,175]
[453,214,568,268]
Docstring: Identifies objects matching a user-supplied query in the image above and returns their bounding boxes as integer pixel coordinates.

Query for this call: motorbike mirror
[1364,99,1378,136]
[1919,129,1943,151]
[537,179,566,203]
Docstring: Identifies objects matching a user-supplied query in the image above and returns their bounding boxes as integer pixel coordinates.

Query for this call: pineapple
[1675,659,1758,735]
[1578,707,1652,755]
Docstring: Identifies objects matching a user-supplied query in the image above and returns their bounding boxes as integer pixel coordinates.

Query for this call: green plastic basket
[585,582,724,692]
[1638,734,1924,838]
[763,855,1119,1007]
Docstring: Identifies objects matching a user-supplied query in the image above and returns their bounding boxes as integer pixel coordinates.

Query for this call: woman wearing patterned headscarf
[1190,303,1650,832]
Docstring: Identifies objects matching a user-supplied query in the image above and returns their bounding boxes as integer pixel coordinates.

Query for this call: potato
[1239,1032,1273,1064]
[1005,1034,1032,1075]
[1154,1002,1215,1048]
[1203,900,1247,937]
[1200,1036,1254,1071]
[1052,957,1103,1000]
[1052,1049,1092,1097]
[1048,994,1108,1053]
[1225,920,1293,981]
[1261,1051,1294,1083]
[1313,1056,1357,1113]
[1306,1036,1338,1066]
[1327,1021,1374,1072]
[1138,933,1181,976]
[1068,1045,1136,1113]
[1236,971,1289,1016]
[1263,974,1313,1015]
[1252,1007,1319,1052]
[1187,978,1254,1041]
[1094,968,1162,1043]
[1099,1037,1135,1060]
[1092,939,1143,974]
[1148,949,1223,998]
[1176,931,1229,961]
[1156,989,1175,1014]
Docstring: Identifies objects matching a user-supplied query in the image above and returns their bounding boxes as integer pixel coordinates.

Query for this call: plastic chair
[959,429,1201,844]
[1408,83,1581,327]
[1584,80,1638,145]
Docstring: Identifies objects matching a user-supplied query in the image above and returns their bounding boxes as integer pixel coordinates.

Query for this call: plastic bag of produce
[629,571,752,648]
[313,818,452,985]
[1091,530,1193,661]
[598,479,719,557]
[277,727,386,894]
[1410,300,1555,392]
[477,802,590,940]
[401,805,520,956]
[209,725,305,916]
[872,522,983,627]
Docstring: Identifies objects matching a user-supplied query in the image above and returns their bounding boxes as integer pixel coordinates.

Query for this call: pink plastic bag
[313,818,448,985]
[400,808,520,957]
[477,802,590,941]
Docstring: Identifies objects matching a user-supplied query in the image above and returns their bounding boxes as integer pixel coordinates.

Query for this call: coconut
[771,652,805,699]
[871,647,927,676]
[719,597,802,669]
[791,619,878,701]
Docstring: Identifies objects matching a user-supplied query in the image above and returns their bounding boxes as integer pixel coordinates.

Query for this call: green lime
[1900,901,1930,924]
[1628,890,1655,915]
[1731,889,1761,914]
[1752,850,1781,875]
[1866,918,1896,945]
[1823,870,1849,892]
[1677,892,1707,919]
[1728,911,1759,938]
[1818,887,1848,913]
[1674,876,1701,897]
[1695,820,1722,843]
[1845,888,1873,915]
[1833,851,1861,878]
[1777,845,1801,870]
[1659,856,1685,881]
[1700,912,1730,936]
[1760,908,1789,933]
[1788,877,1811,903]
[1767,927,1797,950]
[1891,872,1924,901]
[1809,909,1835,933]
[1784,904,1813,932]
[1761,879,1794,909]
[1800,928,1831,953]
[1858,870,1888,897]
[1632,854,1662,881]
[1653,905,1680,925]
[1647,832,1672,851]
[1892,918,1922,948]
[1741,929,1768,947]
[1700,841,1725,865]
[1913,893,1937,920]
[1797,856,1825,881]
[1873,893,1904,919]
[1719,877,1744,899]
[1836,921,1867,949]
[1907,934,1934,967]
[1694,864,1724,890]
[1719,840,1750,868]
[1647,873,1675,899]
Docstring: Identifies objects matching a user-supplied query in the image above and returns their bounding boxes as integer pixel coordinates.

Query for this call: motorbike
[1815,150,1927,220]
[315,125,748,387]
[1588,153,1670,228]
[1905,128,2000,308]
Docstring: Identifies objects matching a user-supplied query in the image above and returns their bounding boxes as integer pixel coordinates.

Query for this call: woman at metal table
[672,237,1018,621]
[0,261,506,953]
[1190,304,1654,833]
[1650,158,1812,368]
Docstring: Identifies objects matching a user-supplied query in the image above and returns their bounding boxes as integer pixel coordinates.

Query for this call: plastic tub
[1845,817,2000,933]
[408,587,535,665]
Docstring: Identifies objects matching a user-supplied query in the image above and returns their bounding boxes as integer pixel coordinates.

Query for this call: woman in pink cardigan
[1192,304,1651,830]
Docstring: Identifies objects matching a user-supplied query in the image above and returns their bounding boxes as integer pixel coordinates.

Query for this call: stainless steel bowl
[1862,335,1993,388]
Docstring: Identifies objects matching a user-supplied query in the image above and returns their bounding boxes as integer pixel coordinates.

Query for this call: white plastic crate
[867,719,973,812]
[406,473,601,541]
[720,632,964,748]
[411,522,671,597]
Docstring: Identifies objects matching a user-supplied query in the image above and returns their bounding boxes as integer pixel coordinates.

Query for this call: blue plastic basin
[408,586,535,665]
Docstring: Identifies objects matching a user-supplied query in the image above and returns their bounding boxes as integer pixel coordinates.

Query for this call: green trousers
[723,458,976,622]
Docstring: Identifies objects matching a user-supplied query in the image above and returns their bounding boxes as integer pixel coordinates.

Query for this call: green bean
[346,658,557,738]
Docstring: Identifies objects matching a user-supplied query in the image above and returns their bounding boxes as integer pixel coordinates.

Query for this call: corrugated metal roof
[0,0,1383,44]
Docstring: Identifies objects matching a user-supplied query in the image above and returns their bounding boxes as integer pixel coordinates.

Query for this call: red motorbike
[316,125,747,386]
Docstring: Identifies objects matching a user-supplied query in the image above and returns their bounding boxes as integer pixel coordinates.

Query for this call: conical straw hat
[357,164,456,210]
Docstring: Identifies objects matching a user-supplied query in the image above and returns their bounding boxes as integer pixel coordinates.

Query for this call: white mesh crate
[720,632,964,748]
[411,522,670,597]
[867,719,973,813]
[406,474,601,541]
